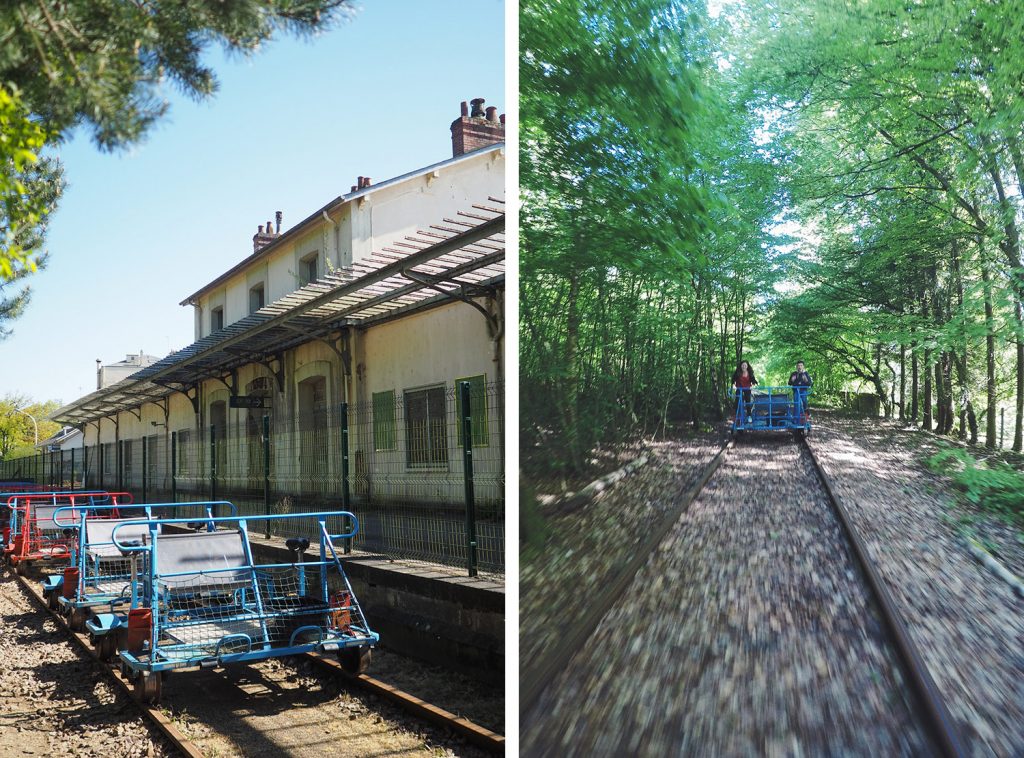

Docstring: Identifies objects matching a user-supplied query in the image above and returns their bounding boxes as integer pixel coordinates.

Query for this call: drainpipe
[321,210,337,270]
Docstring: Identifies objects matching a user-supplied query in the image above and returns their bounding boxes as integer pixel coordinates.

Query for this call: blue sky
[0,0,504,406]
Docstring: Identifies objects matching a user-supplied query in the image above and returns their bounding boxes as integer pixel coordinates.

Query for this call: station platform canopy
[53,202,504,425]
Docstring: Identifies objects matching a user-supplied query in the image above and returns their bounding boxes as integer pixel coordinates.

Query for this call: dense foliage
[0,0,350,335]
[521,0,783,475]
[0,394,60,458]
[521,0,1024,486]
[750,0,1024,449]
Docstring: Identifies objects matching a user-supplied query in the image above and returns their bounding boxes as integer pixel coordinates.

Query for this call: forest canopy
[520,0,1024,479]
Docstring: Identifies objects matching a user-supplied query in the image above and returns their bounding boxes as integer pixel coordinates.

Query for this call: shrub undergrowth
[926,446,1024,523]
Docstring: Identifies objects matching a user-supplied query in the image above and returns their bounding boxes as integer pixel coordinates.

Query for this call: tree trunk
[899,343,906,421]
[563,272,585,473]
[982,260,997,448]
[1016,300,1023,451]
[911,338,919,422]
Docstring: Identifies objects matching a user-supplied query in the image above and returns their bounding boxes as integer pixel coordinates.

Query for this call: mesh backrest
[86,518,149,558]
[35,504,84,531]
[155,531,250,587]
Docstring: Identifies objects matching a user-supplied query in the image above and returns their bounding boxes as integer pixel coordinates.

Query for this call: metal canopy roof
[53,203,505,426]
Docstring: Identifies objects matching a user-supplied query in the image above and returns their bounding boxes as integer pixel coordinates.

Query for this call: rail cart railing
[110,511,378,703]
[44,501,238,653]
[1,488,105,545]
[730,386,812,436]
[3,491,134,573]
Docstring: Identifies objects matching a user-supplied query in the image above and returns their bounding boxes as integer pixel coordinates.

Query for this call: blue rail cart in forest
[730,385,812,438]
[45,501,238,657]
[110,511,378,703]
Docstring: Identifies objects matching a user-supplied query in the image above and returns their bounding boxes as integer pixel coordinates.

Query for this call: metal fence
[0,381,504,577]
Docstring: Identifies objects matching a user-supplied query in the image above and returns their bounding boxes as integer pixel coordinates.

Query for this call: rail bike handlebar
[110,510,360,552]
[5,491,115,511]
[52,500,239,528]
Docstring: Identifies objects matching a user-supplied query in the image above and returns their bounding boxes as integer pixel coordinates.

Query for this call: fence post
[459,381,478,577]
[70,448,76,490]
[83,445,88,490]
[210,424,217,509]
[141,436,148,503]
[340,402,352,554]
[263,415,271,540]
[170,431,177,505]
[117,440,123,491]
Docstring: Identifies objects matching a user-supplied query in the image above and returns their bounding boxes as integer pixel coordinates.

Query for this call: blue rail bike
[729,385,812,439]
[46,501,238,658]
[110,511,378,703]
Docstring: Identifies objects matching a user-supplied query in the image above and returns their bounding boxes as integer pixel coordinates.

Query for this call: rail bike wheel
[69,607,88,632]
[15,560,27,576]
[46,589,59,610]
[96,634,117,661]
[338,645,372,675]
[135,671,162,704]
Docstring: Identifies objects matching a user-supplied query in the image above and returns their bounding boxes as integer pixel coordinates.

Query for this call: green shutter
[372,390,396,451]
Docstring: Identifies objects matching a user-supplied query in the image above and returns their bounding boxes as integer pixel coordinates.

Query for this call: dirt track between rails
[522,433,929,756]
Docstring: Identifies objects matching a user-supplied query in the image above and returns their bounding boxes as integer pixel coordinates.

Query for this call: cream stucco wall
[192,147,504,341]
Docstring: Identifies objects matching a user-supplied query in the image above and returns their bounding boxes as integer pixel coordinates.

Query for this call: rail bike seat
[155,530,251,592]
[85,518,150,560]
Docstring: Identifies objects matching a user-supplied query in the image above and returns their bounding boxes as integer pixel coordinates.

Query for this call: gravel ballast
[807,416,1024,756]
[521,434,930,756]
[0,571,177,757]
[520,436,723,674]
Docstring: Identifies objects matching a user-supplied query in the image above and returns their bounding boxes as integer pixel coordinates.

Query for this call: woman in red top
[732,360,758,421]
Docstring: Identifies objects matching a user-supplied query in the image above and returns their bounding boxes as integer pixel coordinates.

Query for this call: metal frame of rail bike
[730,385,812,437]
[44,501,238,655]
[3,491,133,573]
[111,511,379,703]
[2,489,108,552]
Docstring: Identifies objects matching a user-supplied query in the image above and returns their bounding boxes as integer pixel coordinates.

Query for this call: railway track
[7,566,503,756]
[521,431,968,756]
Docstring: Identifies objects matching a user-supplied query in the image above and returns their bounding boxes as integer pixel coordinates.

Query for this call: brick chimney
[252,211,282,253]
[450,98,505,157]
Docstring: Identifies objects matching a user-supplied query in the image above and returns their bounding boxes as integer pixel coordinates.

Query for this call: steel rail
[304,653,505,754]
[801,437,969,758]
[519,439,734,717]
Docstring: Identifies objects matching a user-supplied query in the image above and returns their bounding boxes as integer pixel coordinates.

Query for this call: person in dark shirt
[732,360,758,422]
[789,360,812,419]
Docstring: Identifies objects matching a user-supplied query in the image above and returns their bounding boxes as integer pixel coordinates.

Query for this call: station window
[454,374,488,448]
[404,385,447,468]
[210,401,228,474]
[372,390,397,451]
[249,283,265,314]
[176,430,191,475]
[211,306,224,332]
[122,440,133,485]
[298,375,329,484]
[301,252,319,285]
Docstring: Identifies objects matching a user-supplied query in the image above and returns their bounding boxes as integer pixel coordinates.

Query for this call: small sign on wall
[229,395,269,409]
